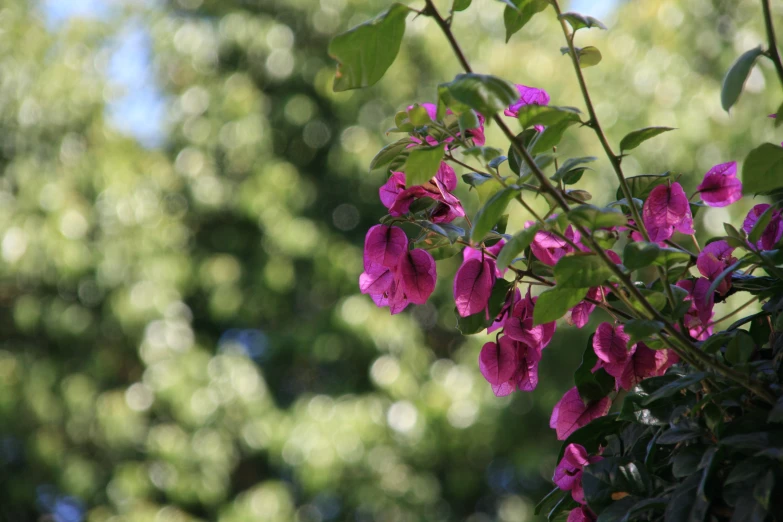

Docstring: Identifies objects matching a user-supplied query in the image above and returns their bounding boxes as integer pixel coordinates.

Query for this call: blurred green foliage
[0,0,780,520]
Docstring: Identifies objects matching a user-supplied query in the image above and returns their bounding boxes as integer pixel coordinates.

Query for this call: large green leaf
[619,126,675,152]
[742,143,783,195]
[554,254,613,288]
[503,0,549,42]
[404,146,444,187]
[441,74,518,118]
[516,105,581,129]
[329,4,410,91]
[721,47,764,112]
[567,204,627,230]
[532,286,588,325]
[471,187,519,243]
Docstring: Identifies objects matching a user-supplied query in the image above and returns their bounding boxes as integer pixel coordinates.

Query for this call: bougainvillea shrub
[331,0,783,520]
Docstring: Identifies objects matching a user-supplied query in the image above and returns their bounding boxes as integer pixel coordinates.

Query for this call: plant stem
[762,0,783,91]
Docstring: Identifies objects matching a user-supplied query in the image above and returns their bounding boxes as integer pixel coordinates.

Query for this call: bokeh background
[1,0,781,520]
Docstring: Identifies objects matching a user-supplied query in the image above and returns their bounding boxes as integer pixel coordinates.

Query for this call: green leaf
[404,145,444,187]
[503,0,549,42]
[534,487,565,517]
[407,104,432,125]
[554,254,613,288]
[617,172,675,200]
[623,242,660,270]
[533,286,588,325]
[619,127,675,152]
[497,224,539,269]
[641,372,706,405]
[575,335,616,402]
[558,12,607,31]
[329,4,410,92]
[471,187,518,243]
[742,143,783,195]
[582,457,651,511]
[552,156,596,182]
[458,110,480,135]
[567,204,627,230]
[531,119,579,154]
[370,138,411,170]
[576,46,602,68]
[441,74,518,118]
[452,0,472,11]
[624,320,664,346]
[725,330,754,365]
[721,46,764,112]
[516,104,581,129]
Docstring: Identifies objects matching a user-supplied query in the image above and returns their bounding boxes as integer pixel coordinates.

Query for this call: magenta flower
[593,322,630,376]
[550,387,611,440]
[642,182,694,242]
[486,336,542,396]
[676,278,714,340]
[504,84,550,117]
[396,249,437,305]
[479,338,519,386]
[696,161,742,207]
[567,287,601,329]
[567,507,596,522]
[696,240,736,295]
[614,342,665,391]
[530,222,581,266]
[379,172,406,209]
[363,225,408,269]
[360,262,410,314]
[553,443,602,504]
[407,102,438,121]
[463,240,505,277]
[504,290,556,350]
[454,257,495,317]
[388,172,465,224]
[743,204,783,251]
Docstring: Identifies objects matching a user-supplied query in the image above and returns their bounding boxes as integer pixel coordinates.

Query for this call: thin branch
[762,0,783,91]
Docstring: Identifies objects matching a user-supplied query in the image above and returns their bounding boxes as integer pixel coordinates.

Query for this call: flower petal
[550,387,611,440]
[454,258,495,317]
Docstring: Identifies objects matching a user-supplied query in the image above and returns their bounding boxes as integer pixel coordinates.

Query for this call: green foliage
[742,143,783,194]
[721,46,764,112]
[619,126,676,152]
[329,3,409,91]
[503,0,549,42]
[405,145,444,186]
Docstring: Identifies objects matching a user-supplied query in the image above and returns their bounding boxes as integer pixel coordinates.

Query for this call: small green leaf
[575,334,615,402]
[576,46,602,68]
[471,188,518,243]
[567,204,627,230]
[725,330,754,365]
[623,242,660,270]
[497,224,539,269]
[452,0,472,11]
[552,156,596,182]
[329,3,410,91]
[458,110,480,135]
[624,319,664,346]
[441,73,518,118]
[503,0,549,42]
[533,286,588,325]
[404,146,444,187]
[407,104,432,125]
[742,143,783,195]
[721,46,764,112]
[370,138,411,170]
[618,172,675,200]
[533,487,565,517]
[619,126,675,152]
[558,12,607,32]
[516,104,582,129]
[554,254,613,288]
[531,119,579,154]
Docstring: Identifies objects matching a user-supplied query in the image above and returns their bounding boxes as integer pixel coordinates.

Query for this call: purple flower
[504,84,550,118]
[530,221,581,266]
[553,443,602,504]
[743,204,783,251]
[642,182,694,242]
[550,387,611,440]
[363,225,408,269]
[454,257,495,317]
[504,290,556,351]
[479,338,519,386]
[487,335,542,396]
[567,507,596,522]
[359,246,437,315]
[676,278,714,340]
[696,161,742,207]
[696,240,736,295]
